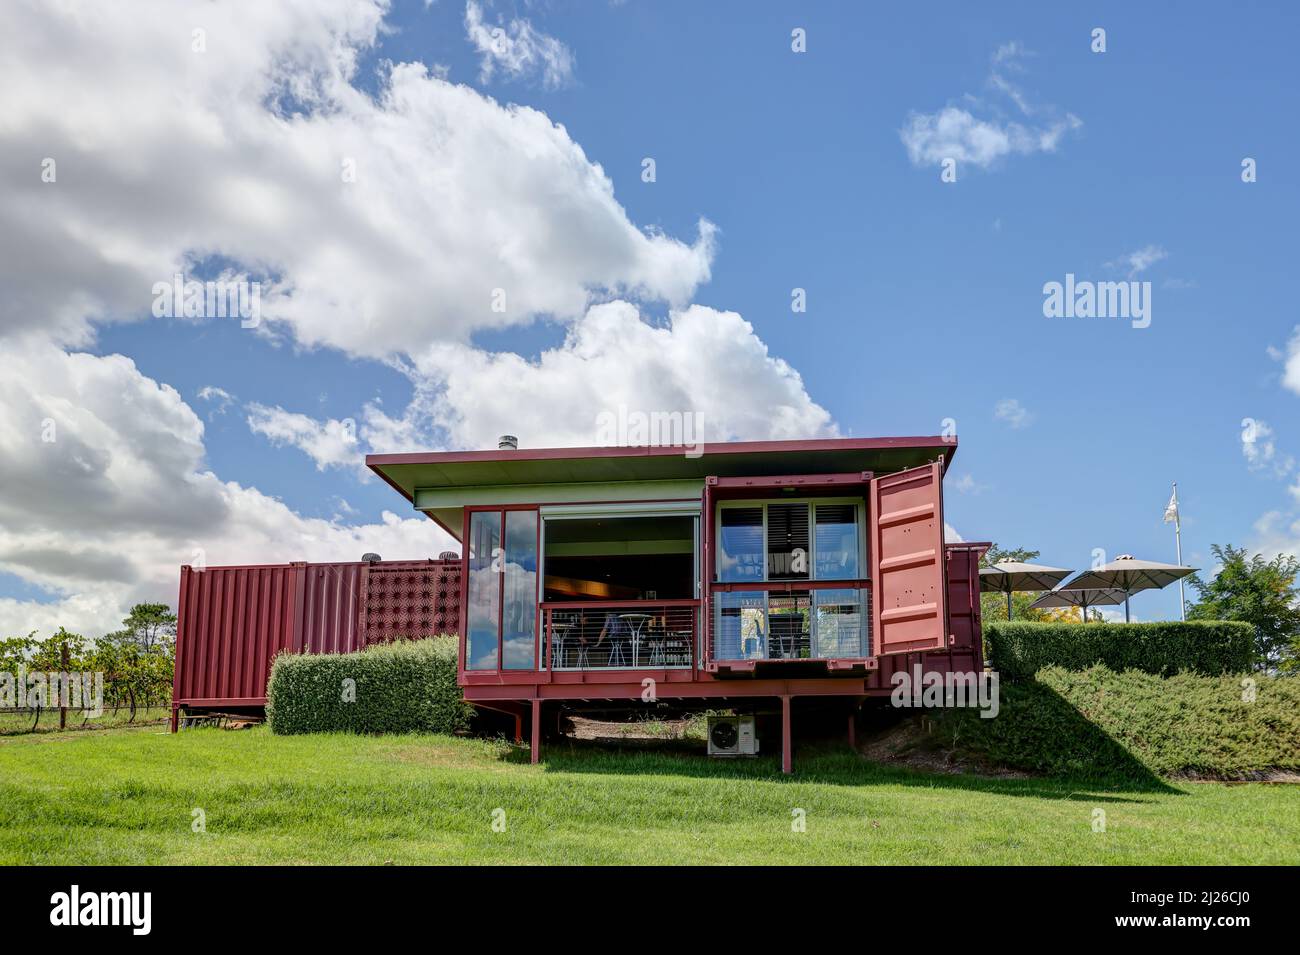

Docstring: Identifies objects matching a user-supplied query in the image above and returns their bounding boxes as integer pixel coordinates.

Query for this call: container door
[870,461,948,655]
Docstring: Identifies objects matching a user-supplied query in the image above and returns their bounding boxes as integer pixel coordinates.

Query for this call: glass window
[717,501,862,584]
[768,593,811,659]
[815,504,860,580]
[812,588,866,658]
[502,510,538,669]
[713,591,766,660]
[543,514,695,601]
[466,511,501,670]
[717,507,764,582]
[767,503,810,580]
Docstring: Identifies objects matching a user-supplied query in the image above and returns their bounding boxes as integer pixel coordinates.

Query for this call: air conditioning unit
[707,714,759,757]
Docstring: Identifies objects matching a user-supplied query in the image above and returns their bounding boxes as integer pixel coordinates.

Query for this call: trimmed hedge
[934,665,1300,781]
[266,636,473,736]
[984,620,1254,682]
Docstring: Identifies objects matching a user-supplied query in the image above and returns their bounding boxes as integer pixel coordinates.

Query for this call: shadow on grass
[499,679,1181,801]
[926,679,1180,796]
[504,737,1168,804]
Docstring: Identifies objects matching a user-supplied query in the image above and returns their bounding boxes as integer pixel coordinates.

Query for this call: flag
[1163,486,1179,524]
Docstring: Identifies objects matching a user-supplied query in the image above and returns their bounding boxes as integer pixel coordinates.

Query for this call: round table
[618,613,653,667]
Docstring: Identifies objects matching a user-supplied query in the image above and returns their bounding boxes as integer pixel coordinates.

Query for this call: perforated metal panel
[361,561,462,644]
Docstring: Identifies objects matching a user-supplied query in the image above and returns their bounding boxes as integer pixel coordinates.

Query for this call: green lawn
[1,726,1296,865]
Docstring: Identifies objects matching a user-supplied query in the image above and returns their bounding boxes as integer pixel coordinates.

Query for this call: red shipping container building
[175,436,989,773]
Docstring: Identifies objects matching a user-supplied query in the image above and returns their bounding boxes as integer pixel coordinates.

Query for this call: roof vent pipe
[498,435,518,450]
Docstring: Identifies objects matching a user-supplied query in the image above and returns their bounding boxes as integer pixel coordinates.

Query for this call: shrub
[267,636,473,736]
[984,620,1254,682]
[934,665,1300,781]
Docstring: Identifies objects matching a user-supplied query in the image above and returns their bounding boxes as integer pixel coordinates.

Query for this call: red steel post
[530,699,541,764]
[781,695,793,774]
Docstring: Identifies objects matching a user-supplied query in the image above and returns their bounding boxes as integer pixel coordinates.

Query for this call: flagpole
[1173,482,1186,621]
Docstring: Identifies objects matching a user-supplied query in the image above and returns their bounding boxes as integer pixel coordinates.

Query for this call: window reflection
[814,504,859,580]
[466,511,501,670]
[714,591,766,660]
[718,507,764,582]
[502,510,537,669]
[812,588,865,658]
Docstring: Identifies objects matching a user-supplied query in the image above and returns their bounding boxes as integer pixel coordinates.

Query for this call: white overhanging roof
[367,436,958,541]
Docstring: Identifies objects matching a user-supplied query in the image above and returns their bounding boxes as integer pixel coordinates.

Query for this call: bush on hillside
[934,665,1299,781]
[984,620,1254,682]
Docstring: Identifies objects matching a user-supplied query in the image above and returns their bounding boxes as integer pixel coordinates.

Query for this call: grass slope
[936,666,1300,780]
[2,726,1296,865]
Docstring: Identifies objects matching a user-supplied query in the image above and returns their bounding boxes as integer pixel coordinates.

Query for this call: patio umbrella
[1028,586,1129,621]
[979,562,1073,620]
[1055,555,1198,623]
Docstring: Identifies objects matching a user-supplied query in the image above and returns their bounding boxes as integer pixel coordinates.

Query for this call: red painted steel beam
[539,598,700,609]
[463,678,875,702]
[707,472,868,488]
[177,696,267,707]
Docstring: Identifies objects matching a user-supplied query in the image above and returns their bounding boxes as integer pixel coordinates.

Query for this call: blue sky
[3,0,1299,631]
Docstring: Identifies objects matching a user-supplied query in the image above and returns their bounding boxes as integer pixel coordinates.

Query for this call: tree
[92,603,177,709]
[981,544,1040,567]
[1186,544,1300,672]
[28,628,89,671]
[101,603,176,654]
[0,633,39,673]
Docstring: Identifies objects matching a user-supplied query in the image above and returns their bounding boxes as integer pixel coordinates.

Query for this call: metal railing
[708,585,872,662]
[544,601,698,670]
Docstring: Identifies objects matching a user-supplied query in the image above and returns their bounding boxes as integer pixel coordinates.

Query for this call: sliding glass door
[465,508,538,671]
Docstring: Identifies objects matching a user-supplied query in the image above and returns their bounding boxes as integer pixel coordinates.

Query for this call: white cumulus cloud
[0,0,712,357]
[464,1,576,89]
[0,0,835,639]
[367,301,837,451]
[0,340,455,638]
[246,403,365,474]
[900,42,1081,171]
[1278,327,1300,397]
[1240,417,1294,477]
[1107,245,1168,278]
[994,398,1032,430]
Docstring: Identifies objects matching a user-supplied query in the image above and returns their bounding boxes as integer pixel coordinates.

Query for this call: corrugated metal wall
[175,564,300,706]
[944,543,985,652]
[174,559,462,710]
[865,542,988,691]
[298,563,366,655]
